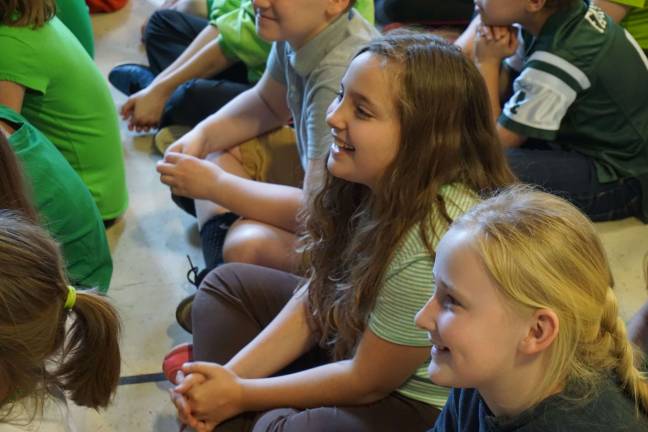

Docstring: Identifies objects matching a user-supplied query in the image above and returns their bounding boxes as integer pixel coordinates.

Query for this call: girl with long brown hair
[0,210,121,431]
[166,31,514,432]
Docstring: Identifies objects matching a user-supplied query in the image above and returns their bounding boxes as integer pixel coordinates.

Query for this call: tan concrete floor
[61,2,648,430]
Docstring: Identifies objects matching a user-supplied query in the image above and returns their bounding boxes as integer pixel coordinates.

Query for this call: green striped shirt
[368,183,479,408]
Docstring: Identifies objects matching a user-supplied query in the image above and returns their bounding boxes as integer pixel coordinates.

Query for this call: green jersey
[499,1,648,219]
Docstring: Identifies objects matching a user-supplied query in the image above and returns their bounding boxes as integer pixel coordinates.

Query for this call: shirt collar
[287,9,356,76]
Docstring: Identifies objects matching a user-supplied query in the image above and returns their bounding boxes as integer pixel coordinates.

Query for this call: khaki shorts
[238,126,305,187]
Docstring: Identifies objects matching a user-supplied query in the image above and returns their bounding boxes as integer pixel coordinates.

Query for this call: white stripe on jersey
[624,29,648,71]
[504,67,577,132]
[527,51,591,90]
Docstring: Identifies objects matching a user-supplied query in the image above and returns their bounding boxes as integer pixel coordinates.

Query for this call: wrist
[150,77,177,98]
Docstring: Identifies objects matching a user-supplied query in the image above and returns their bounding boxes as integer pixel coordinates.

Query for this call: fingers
[181,361,221,378]
[174,371,207,394]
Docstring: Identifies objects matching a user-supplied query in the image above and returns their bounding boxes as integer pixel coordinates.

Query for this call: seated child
[164,32,514,431]
[0,210,121,431]
[0,0,128,221]
[156,0,379,274]
[464,0,648,222]
[0,108,113,292]
[56,0,95,57]
[416,187,648,431]
[593,0,648,53]
[110,0,374,152]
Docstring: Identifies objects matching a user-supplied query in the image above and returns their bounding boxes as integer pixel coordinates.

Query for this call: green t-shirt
[56,0,95,58]
[368,183,480,408]
[1,106,112,292]
[207,0,375,83]
[0,17,128,220]
[610,0,648,49]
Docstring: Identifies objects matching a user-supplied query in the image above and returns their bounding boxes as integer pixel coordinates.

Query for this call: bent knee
[223,227,271,266]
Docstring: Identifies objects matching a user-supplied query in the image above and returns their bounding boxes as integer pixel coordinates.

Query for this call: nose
[415,296,439,333]
[325,97,345,132]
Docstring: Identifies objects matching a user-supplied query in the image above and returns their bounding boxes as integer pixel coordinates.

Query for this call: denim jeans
[142,9,252,128]
[507,142,642,222]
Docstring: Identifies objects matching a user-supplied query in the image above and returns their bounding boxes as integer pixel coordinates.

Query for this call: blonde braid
[599,288,648,414]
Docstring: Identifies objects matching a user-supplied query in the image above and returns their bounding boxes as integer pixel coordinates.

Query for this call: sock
[200,212,239,270]
[171,193,196,216]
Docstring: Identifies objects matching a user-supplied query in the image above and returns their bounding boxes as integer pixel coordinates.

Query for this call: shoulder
[515,378,648,431]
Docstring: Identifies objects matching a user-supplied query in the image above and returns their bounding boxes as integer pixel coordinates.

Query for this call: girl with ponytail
[0,210,121,431]
[416,187,648,431]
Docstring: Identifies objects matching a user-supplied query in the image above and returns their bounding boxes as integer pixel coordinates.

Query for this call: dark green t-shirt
[1,106,112,292]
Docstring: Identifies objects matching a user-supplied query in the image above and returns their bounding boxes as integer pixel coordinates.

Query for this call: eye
[354,105,372,119]
[442,294,460,310]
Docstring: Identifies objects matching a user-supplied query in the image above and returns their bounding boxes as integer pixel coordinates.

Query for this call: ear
[526,0,547,13]
[326,0,351,18]
[518,308,559,355]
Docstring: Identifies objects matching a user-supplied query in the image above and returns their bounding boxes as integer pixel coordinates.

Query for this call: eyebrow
[346,86,379,112]
[435,277,469,305]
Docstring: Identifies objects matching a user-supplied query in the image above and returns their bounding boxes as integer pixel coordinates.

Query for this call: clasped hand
[156,151,222,200]
[474,24,519,65]
[170,362,245,431]
[120,85,170,133]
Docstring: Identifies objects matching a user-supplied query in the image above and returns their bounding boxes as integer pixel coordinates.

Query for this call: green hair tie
[64,285,77,310]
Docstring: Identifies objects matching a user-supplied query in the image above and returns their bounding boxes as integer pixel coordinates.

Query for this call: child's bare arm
[122,26,234,131]
[166,71,290,158]
[591,0,631,22]
[0,81,26,134]
[473,26,526,148]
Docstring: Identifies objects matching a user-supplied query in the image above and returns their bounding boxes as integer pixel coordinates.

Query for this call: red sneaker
[162,343,193,385]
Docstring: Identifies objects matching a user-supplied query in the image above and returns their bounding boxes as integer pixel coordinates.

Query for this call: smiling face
[252,0,346,48]
[415,227,532,391]
[325,52,401,189]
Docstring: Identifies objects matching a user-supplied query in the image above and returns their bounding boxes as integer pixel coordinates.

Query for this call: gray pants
[192,263,440,432]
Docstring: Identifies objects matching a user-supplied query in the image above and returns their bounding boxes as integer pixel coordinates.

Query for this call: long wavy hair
[301,31,515,360]
[0,0,56,27]
[452,186,648,414]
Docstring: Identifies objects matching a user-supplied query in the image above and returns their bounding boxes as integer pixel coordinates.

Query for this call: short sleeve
[368,255,434,346]
[266,43,287,85]
[303,67,343,160]
[215,1,272,82]
[499,50,591,140]
[0,35,49,94]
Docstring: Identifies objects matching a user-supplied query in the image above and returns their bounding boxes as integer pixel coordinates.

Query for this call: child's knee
[222,224,276,266]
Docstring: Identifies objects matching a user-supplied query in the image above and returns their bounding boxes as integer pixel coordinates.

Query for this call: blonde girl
[416,187,648,431]
[0,210,121,431]
[165,30,514,432]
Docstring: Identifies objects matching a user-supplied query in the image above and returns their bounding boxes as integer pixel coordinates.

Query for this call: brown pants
[192,263,440,432]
